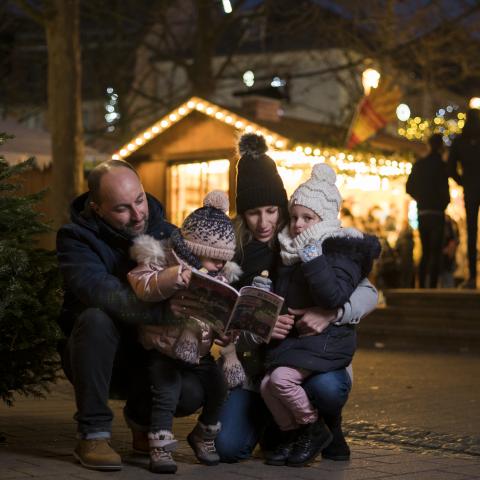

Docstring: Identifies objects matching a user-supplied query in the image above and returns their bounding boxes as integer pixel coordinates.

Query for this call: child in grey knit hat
[127,190,244,473]
[260,164,381,467]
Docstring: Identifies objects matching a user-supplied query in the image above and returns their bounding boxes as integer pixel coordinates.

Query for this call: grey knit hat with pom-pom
[178,190,236,261]
[290,163,342,221]
[236,133,288,214]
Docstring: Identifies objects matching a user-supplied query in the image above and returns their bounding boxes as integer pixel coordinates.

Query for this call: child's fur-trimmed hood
[130,234,243,283]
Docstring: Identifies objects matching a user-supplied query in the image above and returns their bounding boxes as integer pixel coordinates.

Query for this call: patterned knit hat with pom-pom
[236,133,288,214]
[171,190,236,265]
[290,163,342,221]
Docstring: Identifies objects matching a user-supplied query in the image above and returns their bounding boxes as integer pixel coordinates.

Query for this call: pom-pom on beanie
[289,163,342,221]
[235,133,288,214]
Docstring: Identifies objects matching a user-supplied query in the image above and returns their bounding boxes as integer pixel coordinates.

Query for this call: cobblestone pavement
[345,421,480,457]
[342,349,480,458]
[1,349,479,479]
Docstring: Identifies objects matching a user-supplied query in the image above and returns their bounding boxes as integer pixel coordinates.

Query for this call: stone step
[383,289,480,310]
[362,306,479,337]
[359,304,480,353]
[367,305,479,322]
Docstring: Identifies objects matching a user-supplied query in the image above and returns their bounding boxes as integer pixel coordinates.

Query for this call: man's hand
[271,314,295,340]
[290,306,338,337]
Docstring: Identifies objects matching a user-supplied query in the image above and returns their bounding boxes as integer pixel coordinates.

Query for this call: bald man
[57,160,201,470]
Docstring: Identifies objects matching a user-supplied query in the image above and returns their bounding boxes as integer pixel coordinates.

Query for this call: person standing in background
[448,108,480,289]
[406,134,450,288]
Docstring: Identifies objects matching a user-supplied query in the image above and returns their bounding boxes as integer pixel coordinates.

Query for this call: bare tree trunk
[44,0,84,228]
[189,0,216,97]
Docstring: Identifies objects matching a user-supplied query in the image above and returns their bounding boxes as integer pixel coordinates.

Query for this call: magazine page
[187,270,239,333]
[225,287,284,343]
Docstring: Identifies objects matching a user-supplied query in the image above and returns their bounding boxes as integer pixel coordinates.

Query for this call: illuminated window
[169,160,230,226]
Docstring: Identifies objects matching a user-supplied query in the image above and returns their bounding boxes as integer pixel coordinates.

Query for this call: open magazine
[187,270,284,343]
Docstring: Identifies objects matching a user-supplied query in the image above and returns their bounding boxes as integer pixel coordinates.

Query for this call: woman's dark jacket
[232,239,278,289]
[265,234,380,373]
[56,192,175,336]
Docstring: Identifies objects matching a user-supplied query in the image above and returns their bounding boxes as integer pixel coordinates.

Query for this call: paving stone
[385,471,477,480]
[442,465,480,477]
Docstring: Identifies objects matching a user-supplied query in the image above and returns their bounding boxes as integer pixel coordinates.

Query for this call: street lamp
[469,97,480,109]
[396,103,411,121]
[362,68,381,95]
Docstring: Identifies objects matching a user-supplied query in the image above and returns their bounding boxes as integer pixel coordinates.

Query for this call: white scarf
[278,219,363,266]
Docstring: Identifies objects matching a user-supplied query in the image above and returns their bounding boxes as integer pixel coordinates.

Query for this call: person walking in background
[406,134,450,288]
[448,108,480,289]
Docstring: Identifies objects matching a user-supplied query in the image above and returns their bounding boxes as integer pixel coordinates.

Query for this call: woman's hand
[170,290,202,318]
[271,314,295,340]
[289,306,338,337]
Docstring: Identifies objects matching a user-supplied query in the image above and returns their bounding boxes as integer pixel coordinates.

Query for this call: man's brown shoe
[73,439,122,471]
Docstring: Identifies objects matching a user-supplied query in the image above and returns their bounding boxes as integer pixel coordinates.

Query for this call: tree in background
[3,1,480,157]
[16,0,84,228]
[0,132,62,406]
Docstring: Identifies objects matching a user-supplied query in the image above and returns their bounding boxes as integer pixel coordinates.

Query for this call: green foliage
[0,133,62,406]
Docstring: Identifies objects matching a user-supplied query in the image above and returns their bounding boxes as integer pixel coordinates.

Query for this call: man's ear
[90,201,102,217]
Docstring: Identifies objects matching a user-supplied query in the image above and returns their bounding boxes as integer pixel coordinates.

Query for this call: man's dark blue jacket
[56,192,175,336]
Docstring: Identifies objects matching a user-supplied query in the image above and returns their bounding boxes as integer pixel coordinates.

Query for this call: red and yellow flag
[346,79,402,149]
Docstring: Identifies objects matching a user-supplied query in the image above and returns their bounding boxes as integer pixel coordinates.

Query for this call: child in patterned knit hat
[127,190,244,473]
[260,164,381,467]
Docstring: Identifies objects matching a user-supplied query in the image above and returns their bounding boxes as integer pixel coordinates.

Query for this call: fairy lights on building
[112,96,413,182]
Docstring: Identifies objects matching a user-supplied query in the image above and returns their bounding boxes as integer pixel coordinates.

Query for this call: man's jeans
[62,308,206,438]
[216,368,352,462]
[62,308,145,437]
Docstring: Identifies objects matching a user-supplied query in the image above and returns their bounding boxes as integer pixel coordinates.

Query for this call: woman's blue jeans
[216,368,352,462]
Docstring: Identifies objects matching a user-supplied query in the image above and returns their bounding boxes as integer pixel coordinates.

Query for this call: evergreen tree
[0,132,62,406]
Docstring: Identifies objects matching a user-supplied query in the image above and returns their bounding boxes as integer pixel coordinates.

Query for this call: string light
[112,96,289,160]
[398,105,463,145]
[269,145,412,179]
[111,96,412,179]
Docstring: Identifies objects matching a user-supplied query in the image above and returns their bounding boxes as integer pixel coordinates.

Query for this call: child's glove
[251,270,273,292]
[220,342,246,388]
[298,239,323,263]
[174,328,200,364]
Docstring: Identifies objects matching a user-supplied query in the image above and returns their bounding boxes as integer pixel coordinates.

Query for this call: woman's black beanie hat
[235,133,288,214]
